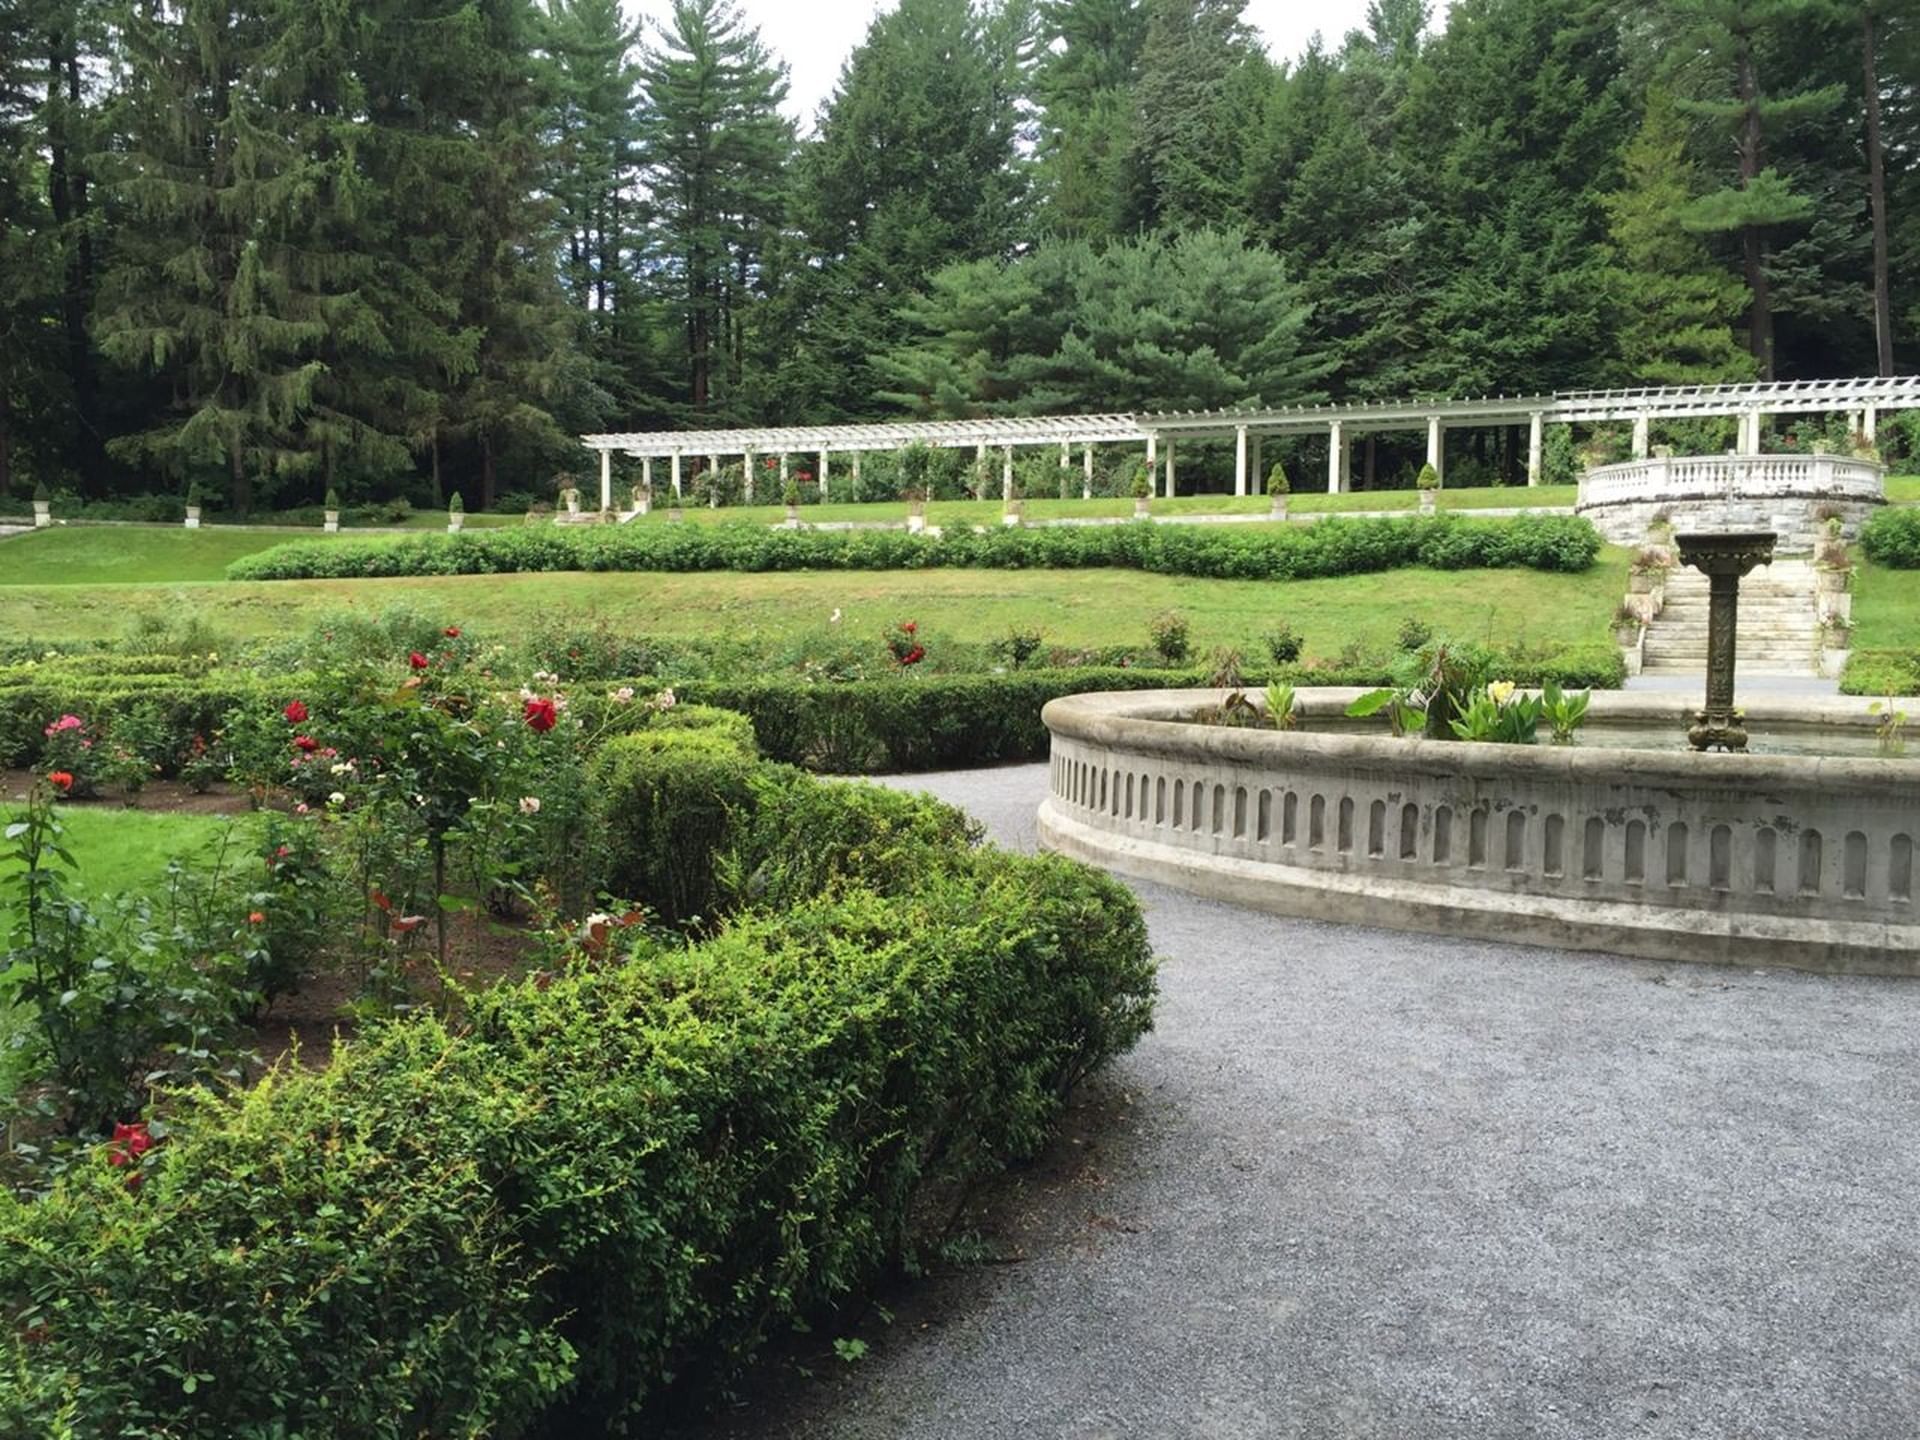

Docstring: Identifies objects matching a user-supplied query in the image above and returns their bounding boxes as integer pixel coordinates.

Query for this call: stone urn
[785,503,801,527]
[323,508,341,533]
[447,511,465,534]
[1134,496,1151,520]
[32,498,51,528]
[907,499,927,534]
[1418,489,1437,516]
[1270,494,1289,521]
[632,487,651,516]
[1002,499,1025,527]
[563,488,581,517]
[184,504,202,530]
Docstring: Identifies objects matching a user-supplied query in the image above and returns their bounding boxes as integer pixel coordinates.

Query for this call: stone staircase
[1641,558,1824,676]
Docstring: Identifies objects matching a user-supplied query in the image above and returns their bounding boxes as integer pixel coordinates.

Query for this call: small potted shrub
[183,481,204,528]
[323,486,341,532]
[1416,463,1440,514]
[447,490,465,533]
[1132,468,1152,519]
[783,478,802,527]
[32,480,51,528]
[1268,461,1291,519]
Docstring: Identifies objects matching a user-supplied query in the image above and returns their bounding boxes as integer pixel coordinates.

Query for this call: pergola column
[1863,405,1879,444]
[707,452,720,506]
[670,452,682,499]
[744,450,756,503]
[1327,420,1346,494]
[818,450,830,502]
[851,451,861,496]
[1146,434,1158,493]
[1250,433,1264,494]
[1082,444,1093,500]
[1234,426,1249,496]
[598,448,611,511]
[1002,444,1014,501]
[1164,439,1177,498]
[1631,414,1650,461]
[1527,413,1544,486]
[779,452,788,490]
[643,456,653,497]
[1426,415,1444,485]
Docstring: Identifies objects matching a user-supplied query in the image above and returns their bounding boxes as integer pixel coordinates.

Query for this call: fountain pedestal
[1676,531,1777,751]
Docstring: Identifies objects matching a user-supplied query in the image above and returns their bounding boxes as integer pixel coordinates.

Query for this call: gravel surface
[695,763,1920,1440]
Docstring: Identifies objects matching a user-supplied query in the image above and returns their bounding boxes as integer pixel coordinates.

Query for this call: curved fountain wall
[1038,689,1920,976]
[1575,454,1885,550]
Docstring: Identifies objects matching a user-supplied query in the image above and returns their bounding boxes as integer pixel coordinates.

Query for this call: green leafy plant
[1448,680,1543,744]
[1539,681,1591,744]
[324,487,341,511]
[993,626,1045,670]
[1870,697,1909,756]
[448,491,464,514]
[1416,463,1440,491]
[1397,616,1434,652]
[1266,461,1290,495]
[1264,624,1302,664]
[1148,610,1191,665]
[1265,682,1297,730]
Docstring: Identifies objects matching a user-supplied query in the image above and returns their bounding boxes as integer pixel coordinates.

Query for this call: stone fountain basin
[1038,688,1920,976]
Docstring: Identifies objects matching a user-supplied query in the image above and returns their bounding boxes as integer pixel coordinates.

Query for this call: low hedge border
[226,513,1605,583]
[0,650,1628,774]
[0,726,1157,1436]
[1840,648,1920,697]
[1861,507,1920,567]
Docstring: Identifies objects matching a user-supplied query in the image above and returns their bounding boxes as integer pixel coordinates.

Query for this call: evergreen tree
[1668,0,1844,378]
[637,0,794,419]
[0,0,54,497]
[1602,89,1755,383]
[1033,0,1147,238]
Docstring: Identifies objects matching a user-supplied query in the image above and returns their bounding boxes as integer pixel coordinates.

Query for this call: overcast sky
[624,0,1381,132]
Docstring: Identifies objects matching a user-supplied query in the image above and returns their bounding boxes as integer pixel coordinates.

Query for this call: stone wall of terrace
[1038,688,1920,976]
[1575,454,1885,550]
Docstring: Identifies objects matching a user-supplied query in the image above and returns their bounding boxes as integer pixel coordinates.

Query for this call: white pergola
[581,376,1920,509]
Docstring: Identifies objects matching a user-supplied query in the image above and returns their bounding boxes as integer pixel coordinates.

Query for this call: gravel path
[698,763,1920,1440]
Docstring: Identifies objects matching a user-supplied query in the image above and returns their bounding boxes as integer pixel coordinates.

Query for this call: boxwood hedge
[226,513,1604,582]
[0,727,1157,1436]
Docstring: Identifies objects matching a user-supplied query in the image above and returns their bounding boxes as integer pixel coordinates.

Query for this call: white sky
[624,0,1381,132]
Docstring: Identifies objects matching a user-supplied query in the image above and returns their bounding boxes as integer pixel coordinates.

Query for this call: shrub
[1861,507,1920,568]
[1397,616,1434,652]
[1416,463,1440,491]
[1840,649,1920,697]
[1267,461,1290,495]
[448,490,463,514]
[1264,624,1302,664]
[1148,610,1191,665]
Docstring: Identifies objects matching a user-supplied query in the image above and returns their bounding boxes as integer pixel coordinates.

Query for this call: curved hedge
[0,729,1158,1435]
[1861,506,1920,568]
[226,513,1604,582]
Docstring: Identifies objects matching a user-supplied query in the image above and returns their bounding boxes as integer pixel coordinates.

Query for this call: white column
[1146,434,1157,493]
[1002,445,1014,501]
[1527,413,1544,487]
[1327,420,1344,493]
[818,450,829,503]
[1234,426,1249,496]
[1164,439,1177,498]
[1631,414,1650,460]
[708,452,720,506]
[670,452,682,499]
[1082,444,1093,500]
[643,456,653,496]
[852,451,861,494]
[598,449,611,511]
[976,441,988,499]
[744,450,755,503]
[1426,416,1444,485]
[1864,405,1879,444]
[1250,434,1265,494]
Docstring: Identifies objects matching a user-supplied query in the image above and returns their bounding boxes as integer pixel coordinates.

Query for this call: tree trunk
[1736,36,1773,380]
[1864,6,1894,376]
[47,32,103,496]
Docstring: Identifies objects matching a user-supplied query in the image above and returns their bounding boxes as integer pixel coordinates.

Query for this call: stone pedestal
[1677,531,1777,751]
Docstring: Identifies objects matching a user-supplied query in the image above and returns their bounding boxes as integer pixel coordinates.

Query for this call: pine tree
[1032,0,1146,238]
[0,0,53,498]
[1669,0,1844,379]
[637,0,793,419]
[1603,89,1755,384]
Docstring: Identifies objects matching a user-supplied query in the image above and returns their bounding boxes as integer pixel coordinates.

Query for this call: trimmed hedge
[0,742,1156,1436]
[590,728,761,925]
[0,651,1627,774]
[1861,507,1920,567]
[227,512,1604,582]
[1840,648,1920,697]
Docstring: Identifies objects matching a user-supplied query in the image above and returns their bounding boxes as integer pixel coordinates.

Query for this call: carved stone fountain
[1675,531,1778,751]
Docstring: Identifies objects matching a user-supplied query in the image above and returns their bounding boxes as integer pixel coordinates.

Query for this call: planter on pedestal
[323,509,340,533]
[907,499,927,534]
[1134,497,1151,520]
[32,499,51,528]
[448,512,465,534]
[1002,499,1025,527]
[184,505,202,530]
[1418,490,1437,516]
[1270,495,1289,521]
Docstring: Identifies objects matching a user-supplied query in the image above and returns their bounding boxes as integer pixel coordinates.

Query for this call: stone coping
[1039,687,1920,975]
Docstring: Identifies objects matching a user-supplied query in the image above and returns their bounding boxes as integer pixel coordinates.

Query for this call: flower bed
[225,512,1604,582]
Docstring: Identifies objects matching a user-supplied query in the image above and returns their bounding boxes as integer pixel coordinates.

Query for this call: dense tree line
[3,0,1918,509]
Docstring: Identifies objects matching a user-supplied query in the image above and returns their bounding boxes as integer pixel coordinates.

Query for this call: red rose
[47,771,73,792]
[247,910,265,925]
[523,697,559,733]
[444,626,461,638]
[409,651,429,670]
[293,734,318,752]
[902,621,917,634]
[283,699,309,724]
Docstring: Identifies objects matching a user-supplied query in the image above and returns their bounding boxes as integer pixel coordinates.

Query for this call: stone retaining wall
[1576,454,1885,551]
[1039,688,1920,975]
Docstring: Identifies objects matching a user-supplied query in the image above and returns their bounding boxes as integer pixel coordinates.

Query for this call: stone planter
[1418,489,1437,515]
[323,508,340,533]
[1627,569,1657,595]
[1134,497,1151,520]
[1002,500,1025,527]
[1270,495,1289,521]
[563,490,581,517]
[184,504,202,530]
[1815,566,1851,595]
[907,501,927,535]
[32,500,50,528]
[784,504,801,529]
[1613,622,1641,648]
[448,512,465,534]
[632,491,652,516]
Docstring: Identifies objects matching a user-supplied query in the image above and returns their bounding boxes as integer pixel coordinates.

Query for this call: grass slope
[0,806,260,926]
[0,552,1631,660]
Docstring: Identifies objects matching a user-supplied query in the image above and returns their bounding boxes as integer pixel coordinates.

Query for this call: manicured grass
[629,484,1577,528]
[0,550,1632,659]
[0,806,260,928]
[0,525,390,585]
[1853,558,1920,650]
[1886,475,1920,505]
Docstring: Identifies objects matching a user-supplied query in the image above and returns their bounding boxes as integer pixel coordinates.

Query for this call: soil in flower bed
[2,769,253,816]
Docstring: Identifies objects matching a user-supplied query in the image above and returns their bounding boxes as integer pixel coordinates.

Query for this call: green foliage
[1841,650,1920,697]
[1539,681,1592,744]
[1264,681,1296,730]
[1448,682,1543,744]
[1266,461,1290,495]
[448,491,463,513]
[227,513,1606,583]
[1264,624,1302,664]
[1148,610,1192,665]
[1861,507,1920,568]
[1416,464,1440,491]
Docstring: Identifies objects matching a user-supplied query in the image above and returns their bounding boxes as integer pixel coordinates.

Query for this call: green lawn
[0,807,260,926]
[1887,475,1920,505]
[0,551,1631,660]
[1853,559,1920,649]
[0,525,389,585]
